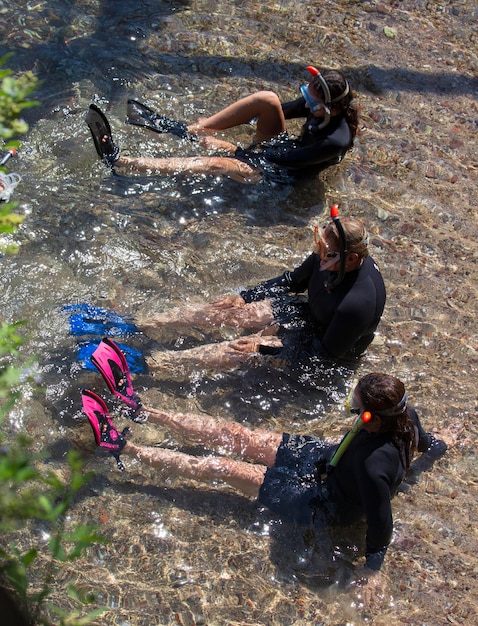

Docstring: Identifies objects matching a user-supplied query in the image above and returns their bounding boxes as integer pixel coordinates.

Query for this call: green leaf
[38,495,54,515]
[5,560,29,600]
[20,547,38,567]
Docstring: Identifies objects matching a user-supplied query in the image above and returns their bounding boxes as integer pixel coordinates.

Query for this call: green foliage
[0,53,38,237]
[0,448,106,624]
[0,58,105,624]
[0,53,39,141]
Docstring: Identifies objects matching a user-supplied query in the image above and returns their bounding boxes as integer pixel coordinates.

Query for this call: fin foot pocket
[126,99,198,141]
[81,389,127,470]
[90,338,142,411]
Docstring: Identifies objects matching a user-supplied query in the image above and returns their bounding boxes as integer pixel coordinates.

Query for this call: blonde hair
[326,216,369,259]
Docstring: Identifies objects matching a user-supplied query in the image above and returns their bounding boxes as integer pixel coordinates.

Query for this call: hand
[210,294,245,310]
[348,567,388,612]
[229,336,259,354]
[229,334,283,355]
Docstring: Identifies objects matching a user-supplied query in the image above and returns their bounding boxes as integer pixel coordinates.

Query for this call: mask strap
[376,393,408,417]
[330,80,350,104]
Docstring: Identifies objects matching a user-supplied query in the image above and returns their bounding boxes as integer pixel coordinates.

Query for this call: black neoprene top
[287,254,386,358]
[326,408,430,570]
[264,97,353,170]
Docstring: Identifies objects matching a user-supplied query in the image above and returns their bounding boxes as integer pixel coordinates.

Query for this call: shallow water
[1,0,477,624]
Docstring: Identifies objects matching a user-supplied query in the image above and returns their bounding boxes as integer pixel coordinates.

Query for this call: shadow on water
[1,0,475,124]
[2,0,478,622]
[2,0,475,235]
[55,442,358,593]
[2,0,474,234]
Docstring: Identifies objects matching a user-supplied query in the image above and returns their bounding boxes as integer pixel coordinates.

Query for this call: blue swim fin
[69,314,138,337]
[64,303,138,337]
[77,340,146,374]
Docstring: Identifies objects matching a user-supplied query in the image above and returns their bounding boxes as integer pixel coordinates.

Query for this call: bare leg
[189,91,286,142]
[123,442,267,498]
[147,332,283,373]
[137,297,275,335]
[116,155,261,184]
[142,405,282,466]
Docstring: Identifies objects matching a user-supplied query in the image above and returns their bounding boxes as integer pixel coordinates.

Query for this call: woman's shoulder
[359,433,401,466]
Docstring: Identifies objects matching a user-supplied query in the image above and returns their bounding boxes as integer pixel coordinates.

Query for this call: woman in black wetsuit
[83,371,447,591]
[136,212,386,373]
[85,68,358,184]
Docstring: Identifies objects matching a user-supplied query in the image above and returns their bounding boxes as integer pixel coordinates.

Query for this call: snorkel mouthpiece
[324,203,347,291]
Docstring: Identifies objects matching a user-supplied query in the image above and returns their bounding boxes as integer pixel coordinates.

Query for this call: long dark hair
[356,372,417,470]
[312,69,359,143]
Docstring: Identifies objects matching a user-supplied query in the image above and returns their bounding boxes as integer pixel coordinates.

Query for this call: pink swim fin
[90,338,142,412]
[81,389,129,470]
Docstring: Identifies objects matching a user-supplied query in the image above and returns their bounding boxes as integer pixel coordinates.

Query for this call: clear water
[1,0,477,623]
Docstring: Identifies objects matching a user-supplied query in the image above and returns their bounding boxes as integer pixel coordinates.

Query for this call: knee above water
[254,90,282,107]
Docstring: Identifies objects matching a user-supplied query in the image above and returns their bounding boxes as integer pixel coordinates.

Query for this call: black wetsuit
[259,408,438,571]
[241,254,386,360]
[234,97,353,182]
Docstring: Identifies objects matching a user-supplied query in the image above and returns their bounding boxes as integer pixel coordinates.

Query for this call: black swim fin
[86,104,120,166]
[126,99,198,141]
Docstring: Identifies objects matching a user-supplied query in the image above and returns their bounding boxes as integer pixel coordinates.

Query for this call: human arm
[317,304,372,359]
[281,97,308,120]
[240,253,314,303]
[265,138,346,170]
[409,407,436,452]
[359,453,395,572]
[240,272,292,303]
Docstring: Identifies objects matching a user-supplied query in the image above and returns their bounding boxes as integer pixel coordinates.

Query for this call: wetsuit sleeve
[409,407,433,452]
[281,97,308,119]
[240,272,292,303]
[360,457,394,571]
[241,254,316,303]
[265,140,345,169]
[318,306,371,358]
[287,254,316,292]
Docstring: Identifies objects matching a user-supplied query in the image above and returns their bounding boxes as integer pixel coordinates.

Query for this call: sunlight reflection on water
[1,0,477,624]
